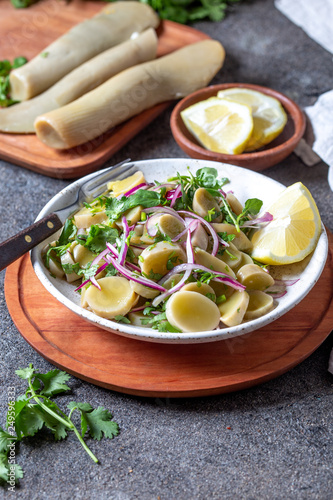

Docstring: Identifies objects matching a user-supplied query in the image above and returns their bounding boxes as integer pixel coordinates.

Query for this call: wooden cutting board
[0,0,210,179]
[4,231,333,398]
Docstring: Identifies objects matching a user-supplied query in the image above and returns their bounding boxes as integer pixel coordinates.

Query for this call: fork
[0,159,136,271]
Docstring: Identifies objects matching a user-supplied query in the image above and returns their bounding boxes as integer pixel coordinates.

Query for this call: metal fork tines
[81,158,137,201]
[56,158,138,221]
[0,158,138,271]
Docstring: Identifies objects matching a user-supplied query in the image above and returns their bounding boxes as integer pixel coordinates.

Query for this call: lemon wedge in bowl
[250,182,322,265]
[217,87,287,152]
[180,97,253,155]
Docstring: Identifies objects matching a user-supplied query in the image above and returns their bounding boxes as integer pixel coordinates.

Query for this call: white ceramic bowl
[31,159,328,344]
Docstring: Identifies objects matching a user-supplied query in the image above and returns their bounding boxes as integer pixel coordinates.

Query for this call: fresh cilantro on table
[0,364,119,486]
[0,56,27,107]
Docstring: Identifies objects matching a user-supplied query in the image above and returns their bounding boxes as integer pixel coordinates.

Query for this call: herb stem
[28,379,73,430]
[71,425,99,464]
[220,197,240,231]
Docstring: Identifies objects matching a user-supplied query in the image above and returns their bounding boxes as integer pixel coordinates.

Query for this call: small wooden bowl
[170,83,306,171]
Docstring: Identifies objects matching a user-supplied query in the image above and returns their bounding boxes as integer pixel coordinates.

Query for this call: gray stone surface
[0,0,332,498]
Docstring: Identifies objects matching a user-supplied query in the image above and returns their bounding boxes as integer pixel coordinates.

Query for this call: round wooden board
[5,232,333,398]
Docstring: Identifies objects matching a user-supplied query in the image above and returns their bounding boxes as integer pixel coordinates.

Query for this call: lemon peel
[180,97,253,155]
[217,87,287,151]
[250,182,321,265]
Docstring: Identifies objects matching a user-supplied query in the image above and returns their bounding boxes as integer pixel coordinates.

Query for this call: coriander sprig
[0,364,119,486]
[0,57,27,107]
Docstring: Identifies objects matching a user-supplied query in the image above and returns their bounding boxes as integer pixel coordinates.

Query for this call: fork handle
[0,213,63,272]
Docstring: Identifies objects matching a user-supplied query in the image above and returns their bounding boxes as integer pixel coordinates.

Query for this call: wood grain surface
[0,0,209,179]
[4,231,333,398]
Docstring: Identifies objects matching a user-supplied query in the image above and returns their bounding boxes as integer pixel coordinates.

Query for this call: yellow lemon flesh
[217,88,287,151]
[250,182,321,265]
[181,97,253,155]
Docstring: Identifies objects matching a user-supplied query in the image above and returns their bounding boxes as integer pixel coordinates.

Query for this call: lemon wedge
[180,97,253,155]
[217,88,287,151]
[250,182,321,265]
[107,170,145,197]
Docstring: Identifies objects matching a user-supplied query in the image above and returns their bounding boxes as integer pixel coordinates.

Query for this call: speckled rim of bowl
[170,83,306,170]
[31,158,328,344]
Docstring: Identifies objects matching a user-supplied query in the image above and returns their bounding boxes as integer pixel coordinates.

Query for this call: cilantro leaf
[62,262,81,275]
[114,315,131,324]
[0,452,23,484]
[15,364,35,380]
[10,0,38,7]
[36,369,71,397]
[31,402,68,441]
[0,56,27,108]
[105,263,117,277]
[67,402,94,438]
[134,0,241,24]
[76,225,118,253]
[0,456,8,483]
[0,427,14,454]
[58,219,76,246]
[104,190,161,222]
[67,402,93,413]
[81,407,119,441]
[77,263,99,281]
[14,404,45,440]
[157,320,182,333]
[0,365,121,485]
[13,56,28,68]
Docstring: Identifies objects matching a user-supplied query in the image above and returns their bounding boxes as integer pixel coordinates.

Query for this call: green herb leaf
[236,198,263,228]
[76,225,118,253]
[0,56,27,107]
[114,315,131,324]
[35,369,71,397]
[243,198,263,216]
[14,404,45,441]
[62,262,81,275]
[58,219,76,246]
[15,364,35,380]
[80,407,119,441]
[67,402,93,413]
[10,0,38,8]
[12,56,28,69]
[0,451,24,484]
[0,427,15,454]
[104,190,161,222]
[1,364,120,485]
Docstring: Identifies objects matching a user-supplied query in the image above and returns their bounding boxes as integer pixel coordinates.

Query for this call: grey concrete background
[0,0,332,498]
